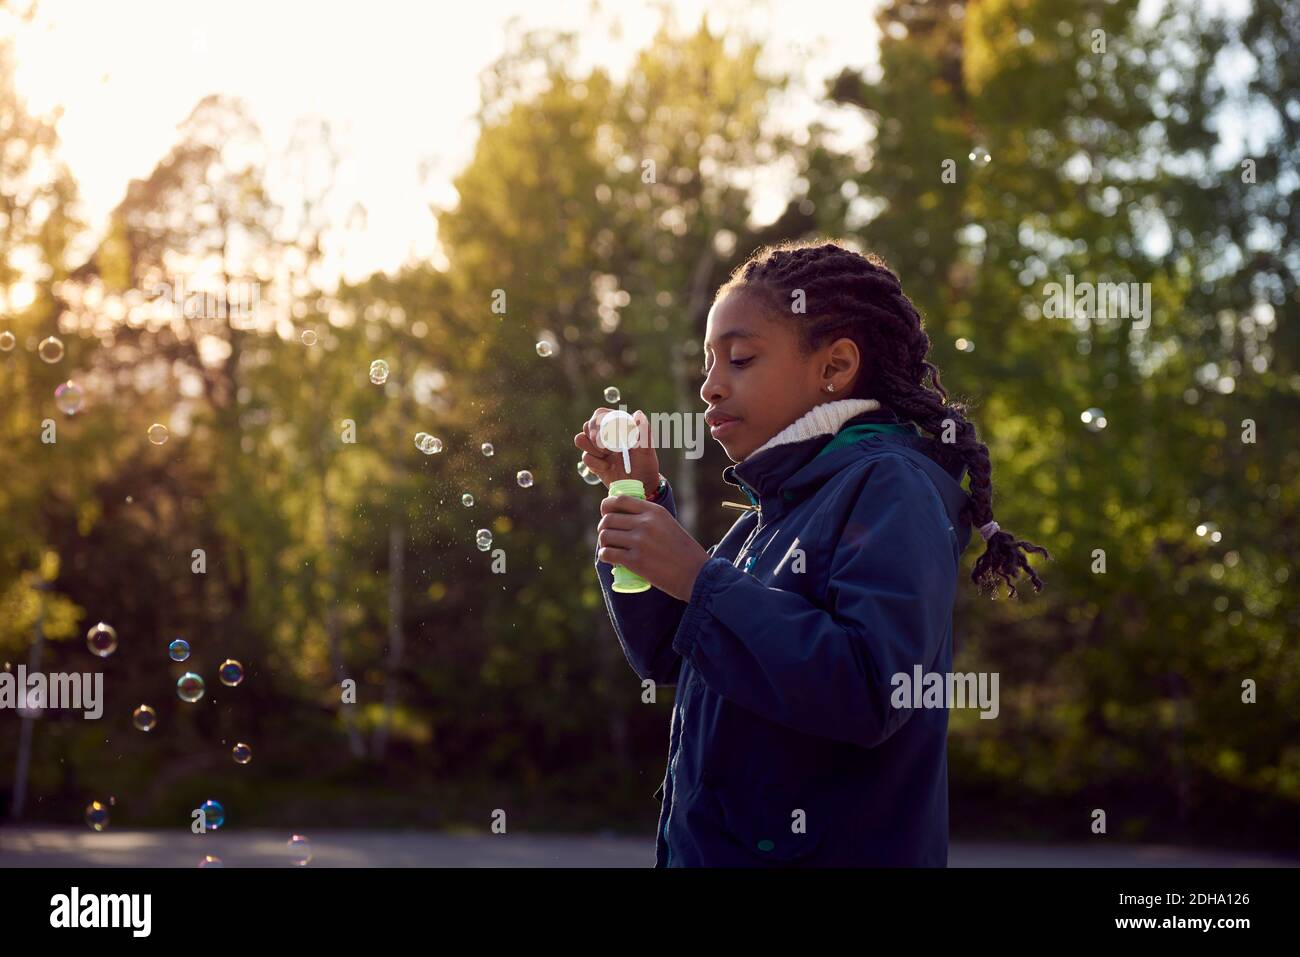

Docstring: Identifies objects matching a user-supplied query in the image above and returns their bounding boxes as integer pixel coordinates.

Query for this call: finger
[585,408,613,446]
[597,511,639,533]
[600,493,654,515]
[597,545,634,565]
[632,410,652,449]
[582,452,614,475]
[575,432,610,459]
[597,527,637,551]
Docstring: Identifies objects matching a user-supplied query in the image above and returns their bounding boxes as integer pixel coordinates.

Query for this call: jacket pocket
[705,778,829,864]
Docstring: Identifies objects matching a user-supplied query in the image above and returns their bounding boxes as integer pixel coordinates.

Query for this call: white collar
[743,398,881,461]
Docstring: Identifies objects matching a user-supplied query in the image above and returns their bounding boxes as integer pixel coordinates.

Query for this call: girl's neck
[744,398,882,462]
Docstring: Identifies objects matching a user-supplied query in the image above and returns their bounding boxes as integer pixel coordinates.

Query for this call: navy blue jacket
[595,407,974,866]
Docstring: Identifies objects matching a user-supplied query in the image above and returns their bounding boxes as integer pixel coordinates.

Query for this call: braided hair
[716,239,1051,598]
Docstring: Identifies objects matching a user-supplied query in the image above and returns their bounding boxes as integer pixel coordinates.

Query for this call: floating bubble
[198,855,224,868]
[535,340,554,357]
[198,799,225,831]
[177,672,206,703]
[38,336,64,363]
[968,147,992,166]
[1196,521,1223,543]
[147,423,169,445]
[516,470,534,488]
[219,659,244,687]
[414,432,441,454]
[461,493,474,507]
[232,742,252,765]
[109,796,116,806]
[604,386,621,403]
[287,834,313,866]
[86,622,118,658]
[169,638,190,661]
[132,704,157,732]
[476,529,493,551]
[55,381,84,415]
[0,330,15,351]
[1080,407,1107,431]
[369,359,389,384]
[85,800,110,831]
[577,460,602,485]
[481,442,494,457]
[301,329,318,346]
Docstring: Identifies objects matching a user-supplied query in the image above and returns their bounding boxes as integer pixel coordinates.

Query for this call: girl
[574,240,1050,867]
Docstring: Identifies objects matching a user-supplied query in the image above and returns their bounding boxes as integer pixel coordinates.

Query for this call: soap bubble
[369,359,389,384]
[414,431,429,449]
[1196,521,1223,543]
[413,432,441,454]
[85,800,110,831]
[147,423,169,445]
[177,672,206,702]
[198,799,225,831]
[535,340,554,357]
[287,834,313,866]
[604,386,621,403]
[86,622,118,657]
[475,529,493,551]
[219,659,244,687]
[516,470,534,488]
[169,638,190,661]
[198,855,224,868]
[968,147,992,166]
[132,704,157,732]
[577,460,602,485]
[232,742,252,764]
[38,336,64,363]
[0,330,15,351]
[461,493,474,507]
[55,381,84,415]
[1080,407,1107,431]
[481,442,494,457]
[301,329,317,345]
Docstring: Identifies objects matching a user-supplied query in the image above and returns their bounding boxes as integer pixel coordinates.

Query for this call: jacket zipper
[663,755,676,866]
[662,670,692,867]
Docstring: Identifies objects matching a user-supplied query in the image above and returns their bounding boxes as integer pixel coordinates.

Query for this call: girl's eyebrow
[704,329,761,349]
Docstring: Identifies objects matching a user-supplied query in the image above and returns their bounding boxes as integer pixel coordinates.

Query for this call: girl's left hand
[597,494,711,602]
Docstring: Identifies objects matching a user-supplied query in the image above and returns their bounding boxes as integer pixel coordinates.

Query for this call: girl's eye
[700,357,753,376]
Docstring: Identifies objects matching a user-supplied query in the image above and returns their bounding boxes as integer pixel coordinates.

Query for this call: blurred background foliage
[1,0,1297,849]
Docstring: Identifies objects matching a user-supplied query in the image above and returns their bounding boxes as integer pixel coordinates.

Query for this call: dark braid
[717,239,1051,598]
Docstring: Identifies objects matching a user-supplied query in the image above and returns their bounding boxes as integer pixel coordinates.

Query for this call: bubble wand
[598,411,652,594]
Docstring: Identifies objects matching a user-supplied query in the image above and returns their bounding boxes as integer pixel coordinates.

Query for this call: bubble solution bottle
[608,479,652,593]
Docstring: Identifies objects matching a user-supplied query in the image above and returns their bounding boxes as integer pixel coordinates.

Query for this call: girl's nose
[700,369,726,405]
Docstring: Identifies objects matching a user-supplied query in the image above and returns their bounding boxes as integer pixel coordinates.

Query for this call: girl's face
[699,289,861,462]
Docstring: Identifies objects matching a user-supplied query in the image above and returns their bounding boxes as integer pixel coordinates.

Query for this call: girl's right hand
[573,408,661,493]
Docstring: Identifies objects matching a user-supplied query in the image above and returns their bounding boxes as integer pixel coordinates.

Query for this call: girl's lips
[709,418,741,438]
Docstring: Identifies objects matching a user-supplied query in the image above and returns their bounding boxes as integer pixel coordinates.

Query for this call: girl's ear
[823,336,861,380]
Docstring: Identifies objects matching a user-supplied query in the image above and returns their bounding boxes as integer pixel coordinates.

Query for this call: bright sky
[12,0,880,286]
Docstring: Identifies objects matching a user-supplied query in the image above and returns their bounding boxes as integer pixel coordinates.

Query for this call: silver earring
[825,383,835,393]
